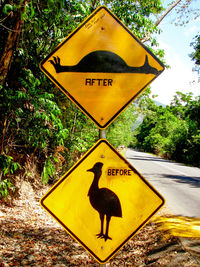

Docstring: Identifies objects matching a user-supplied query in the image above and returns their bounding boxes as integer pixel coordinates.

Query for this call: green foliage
[102,0,164,48]
[0,154,20,176]
[0,154,20,198]
[0,179,14,198]
[107,104,137,148]
[133,92,200,166]
[190,34,200,75]
[62,101,98,169]
[3,4,14,15]
[1,71,69,150]
[41,156,57,185]
[0,0,168,199]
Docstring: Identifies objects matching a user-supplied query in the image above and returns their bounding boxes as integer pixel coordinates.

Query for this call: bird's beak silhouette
[87,168,93,172]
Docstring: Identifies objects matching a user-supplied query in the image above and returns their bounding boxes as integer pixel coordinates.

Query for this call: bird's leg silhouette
[49,56,73,73]
[96,214,104,239]
[104,215,112,241]
[49,57,62,73]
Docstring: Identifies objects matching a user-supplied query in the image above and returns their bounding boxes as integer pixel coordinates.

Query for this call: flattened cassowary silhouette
[49,50,160,75]
[87,162,122,241]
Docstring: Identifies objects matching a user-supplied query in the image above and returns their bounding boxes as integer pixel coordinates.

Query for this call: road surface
[125,149,200,218]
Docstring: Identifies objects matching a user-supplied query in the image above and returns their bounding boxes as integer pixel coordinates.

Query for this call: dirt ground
[0,182,200,266]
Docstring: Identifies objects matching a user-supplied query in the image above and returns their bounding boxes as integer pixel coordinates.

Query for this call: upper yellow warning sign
[40,139,165,263]
[40,6,164,129]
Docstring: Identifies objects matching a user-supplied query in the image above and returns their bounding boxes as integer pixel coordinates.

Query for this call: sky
[150,0,200,105]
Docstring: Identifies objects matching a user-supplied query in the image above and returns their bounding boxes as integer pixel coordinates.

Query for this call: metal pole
[99,129,106,139]
[99,129,106,267]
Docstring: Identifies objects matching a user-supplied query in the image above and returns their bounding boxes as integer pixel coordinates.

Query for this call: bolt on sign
[40,6,164,129]
[40,139,165,263]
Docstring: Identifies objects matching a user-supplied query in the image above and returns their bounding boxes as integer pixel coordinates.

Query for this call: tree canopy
[133,91,200,166]
[190,35,200,75]
[1,0,198,200]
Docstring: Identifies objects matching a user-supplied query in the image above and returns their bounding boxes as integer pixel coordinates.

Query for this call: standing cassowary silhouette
[87,162,122,241]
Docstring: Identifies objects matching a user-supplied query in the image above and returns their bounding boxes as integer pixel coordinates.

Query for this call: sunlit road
[126,149,200,218]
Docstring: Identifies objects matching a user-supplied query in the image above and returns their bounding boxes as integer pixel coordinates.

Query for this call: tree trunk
[141,0,183,43]
[1,115,7,155]
[154,0,183,26]
[0,1,26,86]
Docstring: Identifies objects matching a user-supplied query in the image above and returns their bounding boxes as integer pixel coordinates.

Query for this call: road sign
[40,6,164,129]
[40,139,165,263]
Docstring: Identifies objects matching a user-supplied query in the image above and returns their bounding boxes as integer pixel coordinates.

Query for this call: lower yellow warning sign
[40,139,165,263]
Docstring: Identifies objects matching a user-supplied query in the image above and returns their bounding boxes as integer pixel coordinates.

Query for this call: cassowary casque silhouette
[87,162,122,241]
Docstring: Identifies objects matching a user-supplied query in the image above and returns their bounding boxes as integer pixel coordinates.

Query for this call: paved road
[125,149,200,218]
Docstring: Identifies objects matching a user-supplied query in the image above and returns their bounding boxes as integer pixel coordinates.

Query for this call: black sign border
[40,6,165,129]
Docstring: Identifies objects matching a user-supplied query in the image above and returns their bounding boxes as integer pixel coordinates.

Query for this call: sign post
[40,5,165,265]
[99,129,106,139]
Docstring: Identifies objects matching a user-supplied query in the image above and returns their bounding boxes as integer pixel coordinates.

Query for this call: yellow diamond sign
[40,6,164,129]
[40,139,165,263]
